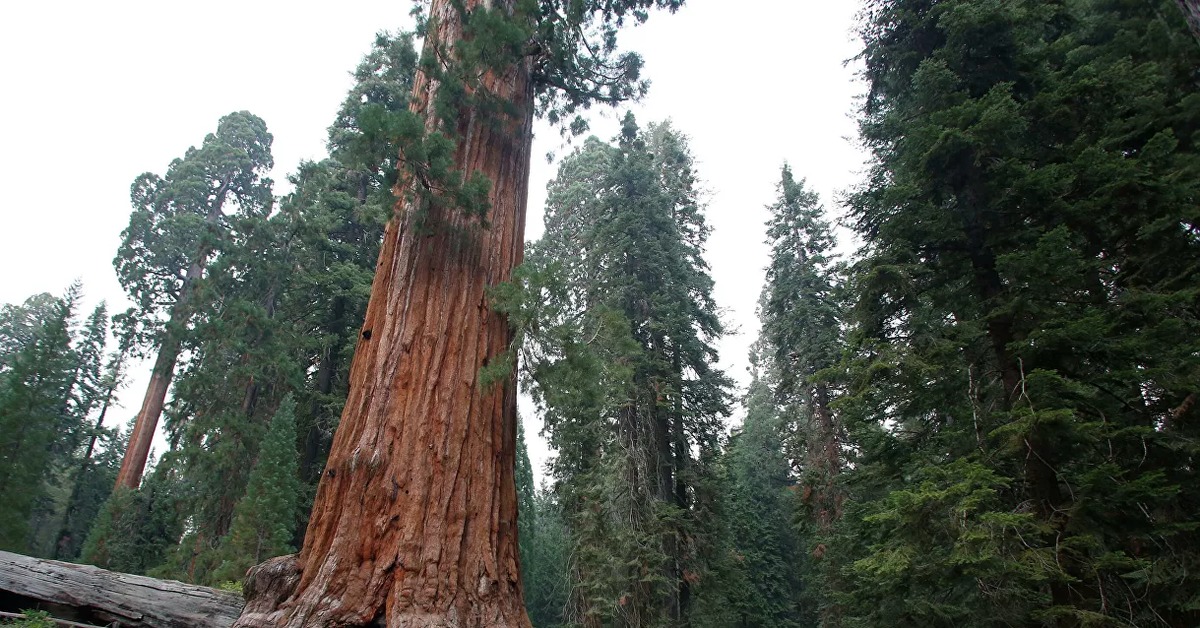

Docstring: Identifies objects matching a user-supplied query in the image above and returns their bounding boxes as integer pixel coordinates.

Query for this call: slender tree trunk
[114,183,229,490]
[235,1,533,625]
[112,272,191,490]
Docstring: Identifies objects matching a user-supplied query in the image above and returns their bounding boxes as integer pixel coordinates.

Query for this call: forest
[1,0,1198,626]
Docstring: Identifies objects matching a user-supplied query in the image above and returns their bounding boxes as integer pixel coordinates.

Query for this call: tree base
[234,555,529,628]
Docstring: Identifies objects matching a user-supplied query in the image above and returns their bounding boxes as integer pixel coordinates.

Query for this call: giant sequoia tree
[234,2,682,626]
[113,112,274,490]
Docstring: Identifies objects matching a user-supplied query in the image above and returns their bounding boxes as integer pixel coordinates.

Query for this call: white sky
[0,0,867,479]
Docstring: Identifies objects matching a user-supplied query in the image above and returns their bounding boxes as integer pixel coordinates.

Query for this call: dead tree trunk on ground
[0,550,242,628]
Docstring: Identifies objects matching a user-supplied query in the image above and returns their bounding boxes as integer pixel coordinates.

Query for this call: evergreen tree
[838,0,1200,624]
[506,115,730,626]
[760,166,847,625]
[288,30,418,493]
[694,353,808,627]
[213,395,301,584]
[234,1,688,622]
[81,461,185,574]
[516,420,537,579]
[0,293,60,371]
[523,489,571,628]
[0,288,80,550]
[0,288,129,558]
[93,30,419,584]
[113,110,274,490]
[55,313,136,560]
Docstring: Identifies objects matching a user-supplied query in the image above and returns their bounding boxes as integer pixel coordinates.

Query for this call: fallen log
[0,551,243,628]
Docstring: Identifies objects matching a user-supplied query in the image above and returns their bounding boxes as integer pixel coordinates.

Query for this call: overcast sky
[0,0,867,479]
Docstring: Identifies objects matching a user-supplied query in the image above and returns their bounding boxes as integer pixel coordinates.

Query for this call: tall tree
[694,352,807,628]
[759,166,846,625]
[234,2,682,626]
[0,288,81,550]
[838,0,1200,625]
[113,111,273,490]
[214,395,302,584]
[289,30,418,491]
[504,116,730,626]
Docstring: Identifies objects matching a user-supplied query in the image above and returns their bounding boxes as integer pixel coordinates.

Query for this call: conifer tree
[81,462,185,574]
[521,490,571,628]
[113,111,273,490]
[0,293,60,371]
[759,166,846,625]
[839,0,1200,624]
[506,116,730,626]
[288,30,418,490]
[0,289,81,550]
[234,2,684,625]
[694,352,807,627]
[214,395,301,584]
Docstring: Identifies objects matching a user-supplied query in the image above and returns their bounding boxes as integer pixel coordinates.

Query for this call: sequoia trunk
[113,258,201,490]
[234,1,534,625]
[114,179,231,490]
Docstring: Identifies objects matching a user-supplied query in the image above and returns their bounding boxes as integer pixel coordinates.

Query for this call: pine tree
[694,352,807,627]
[81,461,184,574]
[0,289,80,550]
[838,0,1200,624]
[516,420,537,581]
[213,395,301,584]
[523,489,571,628]
[0,293,60,371]
[504,115,730,626]
[759,166,846,625]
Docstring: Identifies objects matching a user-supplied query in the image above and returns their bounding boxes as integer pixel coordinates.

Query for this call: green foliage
[0,610,55,628]
[0,289,79,550]
[114,111,273,342]
[377,0,683,234]
[0,285,126,557]
[693,360,809,627]
[834,0,1200,625]
[211,395,301,585]
[523,490,572,628]
[517,424,571,627]
[81,467,183,575]
[502,115,730,626]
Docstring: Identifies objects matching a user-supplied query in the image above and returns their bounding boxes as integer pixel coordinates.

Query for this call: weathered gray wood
[0,551,243,628]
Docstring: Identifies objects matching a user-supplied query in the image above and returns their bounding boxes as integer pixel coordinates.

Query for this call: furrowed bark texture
[235,1,533,626]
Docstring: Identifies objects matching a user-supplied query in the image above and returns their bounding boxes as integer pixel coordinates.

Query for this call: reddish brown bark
[115,175,232,490]
[234,1,534,625]
[113,259,201,490]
